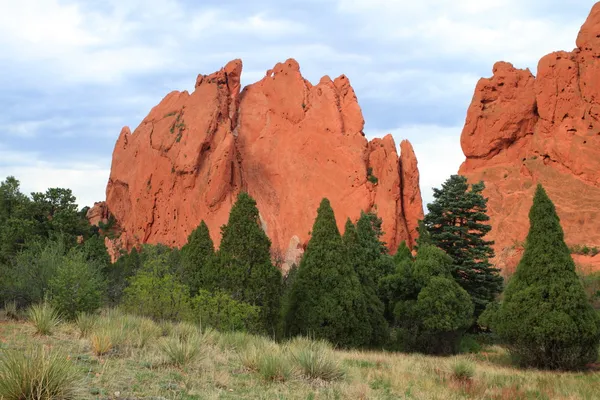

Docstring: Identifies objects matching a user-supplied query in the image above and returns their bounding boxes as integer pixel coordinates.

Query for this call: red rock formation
[97,59,423,267]
[459,2,600,272]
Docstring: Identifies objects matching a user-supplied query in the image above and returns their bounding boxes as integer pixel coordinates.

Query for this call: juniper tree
[422,175,502,317]
[180,221,215,296]
[343,217,389,347]
[216,193,282,332]
[284,199,370,348]
[494,185,600,370]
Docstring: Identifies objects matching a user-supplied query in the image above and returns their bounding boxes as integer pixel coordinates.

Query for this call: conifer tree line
[1,174,599,369]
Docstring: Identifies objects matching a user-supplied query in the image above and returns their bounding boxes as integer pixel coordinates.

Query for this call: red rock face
[459,3,600,273]
[98,59,423,267]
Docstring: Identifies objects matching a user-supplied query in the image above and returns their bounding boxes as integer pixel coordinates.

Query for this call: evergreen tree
[343,218,389,347]
[393,241,413,265]
[388,244,474,354]
[494,185,600,370]
[422,175,502,317]
[284,199,370,348]
[180,221,215,295]
[215,193,282,332]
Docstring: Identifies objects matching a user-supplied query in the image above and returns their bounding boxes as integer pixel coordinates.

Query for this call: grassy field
[0,309,599,400]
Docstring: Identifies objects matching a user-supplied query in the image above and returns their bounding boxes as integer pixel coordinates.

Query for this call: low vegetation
[1,310,599,399]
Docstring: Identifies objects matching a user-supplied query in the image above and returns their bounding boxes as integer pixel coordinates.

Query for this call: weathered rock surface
[97,59,423,266]
[459,2,600,273]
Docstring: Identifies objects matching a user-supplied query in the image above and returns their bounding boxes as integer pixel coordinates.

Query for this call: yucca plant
[0,346,81,399]
[132,318,161,349]
[159,331,204,367]
[74,312,97,338]
[451,359,475,382]
[289,337,345,381]
[90,332,113,356]
[27,303,61,336]
[4,300,20,321]
[257,351,294,382]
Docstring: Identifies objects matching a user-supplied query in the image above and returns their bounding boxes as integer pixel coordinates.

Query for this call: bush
[4,300,20,321]
[90,332,113,356]
[451,359,475,382]
[159,331,204,367]
[27,302,61,336]
[458,335,482,354]
[388,245,474,355]
[0,346,81,399]
[289,337,345,381]
[190,289,260,332]
[48,251,105,320]
[257,351,294,382]
[74,312,96,338]
[122,253,191,321]
[494,185,600,370]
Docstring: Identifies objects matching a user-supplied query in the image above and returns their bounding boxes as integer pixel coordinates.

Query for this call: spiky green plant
[0,346,81,399]
[159,331,204,367]
[27,303,61,336]
[289,337,345,381]
[74,312,96,338]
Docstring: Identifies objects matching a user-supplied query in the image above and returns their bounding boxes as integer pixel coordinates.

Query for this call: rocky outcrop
[97,59,423,267]
[459,2,600,273]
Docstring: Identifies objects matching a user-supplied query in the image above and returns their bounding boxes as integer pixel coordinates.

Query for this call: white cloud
[0,146,109,208]
[367,124,465,206]
[336,0,582,70]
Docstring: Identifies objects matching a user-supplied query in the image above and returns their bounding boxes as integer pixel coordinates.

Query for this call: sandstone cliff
[91,59,423,266]
[459,2,600,272]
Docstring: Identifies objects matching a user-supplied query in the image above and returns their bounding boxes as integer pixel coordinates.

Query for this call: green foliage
[48,251,105,320]
[102,247,142,305]
[213,193,282,333]
[159,331,204,367]
[422,175,502,317]
[494,185,600,370]
[0,346,81,400]
[27,302,62,336]
[393,241,413,265]
[366,167,378,185]
[284,198,370,348]
[0,237,67,307]
[122,251,191,321]
[289,337,345,381]
[451,359,475,381]
[343,215,390,347]
[190,289,260,332]
[74,312,97,338]
[580,271,600,310]
[570,244,600,256]
[386,245,474,355]
[179,220,215,296]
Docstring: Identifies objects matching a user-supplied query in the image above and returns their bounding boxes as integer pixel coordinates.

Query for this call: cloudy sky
[0,0,595,208]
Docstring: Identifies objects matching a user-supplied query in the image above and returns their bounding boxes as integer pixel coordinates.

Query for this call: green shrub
[0,346,81,399]
[159,331,204,367]
[4,300,20,321]
[451,359,475,381]
[27,302,61,336]
[257,351,294,382]
[494,185,600,370]
[388,245,474,355]
[458,334,482,354]
[122,254,191,321]
[74,312,96,338]
[289,337,345,381]
[49,251,105,320]
[190,289,260,332]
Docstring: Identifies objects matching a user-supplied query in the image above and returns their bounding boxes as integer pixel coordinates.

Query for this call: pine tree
[423,175,502,317]
[494,185,600,370]
[216,193,282,332]
[343,217,389,347]
[180,221,215,296]
[284,199,370,348]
